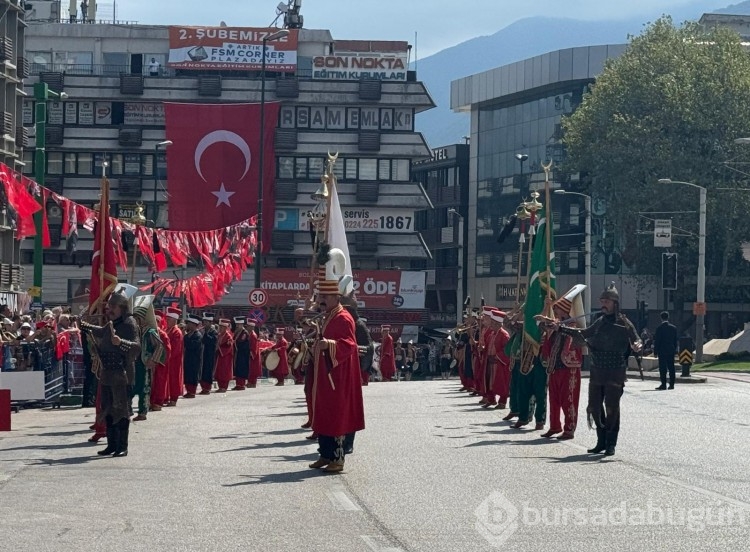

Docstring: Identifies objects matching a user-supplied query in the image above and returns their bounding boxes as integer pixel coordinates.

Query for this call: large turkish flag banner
[164,102,280,247]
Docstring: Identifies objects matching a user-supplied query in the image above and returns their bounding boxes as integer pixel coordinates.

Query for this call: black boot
[97,425,117,456]
[587,428,607,454]
[113,419,129,457]
[605,430,618,456]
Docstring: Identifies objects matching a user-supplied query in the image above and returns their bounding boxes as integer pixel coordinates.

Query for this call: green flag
[523,214,556,350]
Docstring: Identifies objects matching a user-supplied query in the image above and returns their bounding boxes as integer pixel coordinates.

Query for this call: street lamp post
[657,179,706,363]
[153,140,173,227]
[554,190,591,323]
[515,153,528,176]
[255,28,290,291]
[33,83,67,304]
[448,208,464,325]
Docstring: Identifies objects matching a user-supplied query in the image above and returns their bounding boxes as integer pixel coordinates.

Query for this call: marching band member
[183,315,204,398]
[200,312,218,394]
[485,309,511,409]
[308,248,365,473]
[271,328,290,386]
[131,296,165,421]
[247,321,262,388]
[379,325,396,381]
[538,285,585,440]
[150,311,170,411]
[502,308,524,421]
[165,307,184,407]
[81,288,141,458]
[233,316,251,390]
[474,307,493,403]
[554,283,641,456]
[214,319,234,392]
[456,312,476,390]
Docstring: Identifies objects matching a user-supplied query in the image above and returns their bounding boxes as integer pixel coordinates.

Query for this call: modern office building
[0,0,28,309]
[449,45,659,314]
[412,143,469,328]
[21,5,434,328]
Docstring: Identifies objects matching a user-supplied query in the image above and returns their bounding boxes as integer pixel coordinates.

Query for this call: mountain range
[415,0,750,147]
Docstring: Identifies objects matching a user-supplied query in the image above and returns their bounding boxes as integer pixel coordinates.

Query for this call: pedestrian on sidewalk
[654,311,678,390]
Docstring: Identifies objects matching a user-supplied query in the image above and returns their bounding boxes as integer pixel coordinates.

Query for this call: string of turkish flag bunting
[0,161,257,308]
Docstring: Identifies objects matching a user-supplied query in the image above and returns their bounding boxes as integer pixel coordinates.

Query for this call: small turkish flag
[164,102,280,250]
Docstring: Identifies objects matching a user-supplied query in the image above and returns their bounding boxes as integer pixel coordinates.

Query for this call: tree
[563,17,750,296]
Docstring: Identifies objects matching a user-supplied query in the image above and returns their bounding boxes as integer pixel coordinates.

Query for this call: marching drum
[292,341,307,371]
[263,350,280,371]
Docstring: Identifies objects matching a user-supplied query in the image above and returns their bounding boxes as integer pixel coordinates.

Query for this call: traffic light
[662,253,678,290]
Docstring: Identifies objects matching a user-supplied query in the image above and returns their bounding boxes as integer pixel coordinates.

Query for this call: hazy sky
[108,0,728,57]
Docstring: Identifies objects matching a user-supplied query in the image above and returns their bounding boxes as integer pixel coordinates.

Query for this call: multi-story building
[450,45,647,313]
[22,4,434,331]
[0,0,28,309]
[451,35,750,338]
[412,143,469,328]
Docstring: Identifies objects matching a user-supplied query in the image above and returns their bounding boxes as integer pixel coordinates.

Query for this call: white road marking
[327,484,361,511]
[361,535,405,552]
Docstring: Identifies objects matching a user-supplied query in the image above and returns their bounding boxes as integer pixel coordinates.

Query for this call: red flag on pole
[164,102,279,251]
[88,179,119,314]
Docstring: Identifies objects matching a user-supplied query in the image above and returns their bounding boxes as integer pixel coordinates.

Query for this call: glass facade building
[451,45,635,309]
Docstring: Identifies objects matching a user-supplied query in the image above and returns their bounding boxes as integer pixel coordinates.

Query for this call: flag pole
[542,160,554,307]
[98,163,109,316]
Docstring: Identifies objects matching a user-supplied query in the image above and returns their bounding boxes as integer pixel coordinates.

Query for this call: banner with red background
[261,268,426,310]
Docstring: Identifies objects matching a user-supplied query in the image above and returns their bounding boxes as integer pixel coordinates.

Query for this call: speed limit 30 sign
[248,288,268,307]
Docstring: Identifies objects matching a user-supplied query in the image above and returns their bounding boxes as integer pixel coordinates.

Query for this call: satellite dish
[277,2,289,12]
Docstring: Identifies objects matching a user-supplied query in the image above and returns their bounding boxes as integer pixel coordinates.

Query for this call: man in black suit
[653,311,678,390]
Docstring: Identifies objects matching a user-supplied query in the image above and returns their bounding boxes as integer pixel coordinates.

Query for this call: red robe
[380,334,396,381]
[167,325,184,403]
[541,330,583,434]
[272,337,290,380]
[311,305,365,436]
[151,326,171,406]
[214,330,234,390]
[248,330,262,385]
[474,327,489,397]
[488,327,511,405]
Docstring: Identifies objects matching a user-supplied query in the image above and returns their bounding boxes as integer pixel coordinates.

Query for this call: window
[393,159,410,181]
[569,204,580,227]
[47,152,63,175]
[141,154,154,177]
[64,153,77,174]
[124,154,140,175]
[78,153,94,175]
[332,158,344,180]
[28,51,51,72]
[110,153,123,176]
[278,157,293,179]
[294,157,307,179]
[103,52,129,76]
[308,157,324,178]
[53,51,93,74]
[22,150,34,175]
[345,158,358,180]
[359,159,377,181]
[378,159,390,181]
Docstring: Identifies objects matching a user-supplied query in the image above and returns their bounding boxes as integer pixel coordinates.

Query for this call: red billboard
[167,27,299,72]
[261,268,426,310]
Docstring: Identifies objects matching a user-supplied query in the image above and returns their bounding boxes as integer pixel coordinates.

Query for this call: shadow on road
[511,453,616,463]
[223,469,332,486]
[24,454,106,466]
[209,428,307,440]
[0,441,94,453]
[213,440,309,454]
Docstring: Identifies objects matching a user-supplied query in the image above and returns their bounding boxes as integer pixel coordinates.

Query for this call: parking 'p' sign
[248,288,268,307]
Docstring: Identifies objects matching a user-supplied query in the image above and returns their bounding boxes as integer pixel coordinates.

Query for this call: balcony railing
[30,63,177,78]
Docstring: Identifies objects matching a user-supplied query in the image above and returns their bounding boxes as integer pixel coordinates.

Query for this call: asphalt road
[1,376,749,551]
